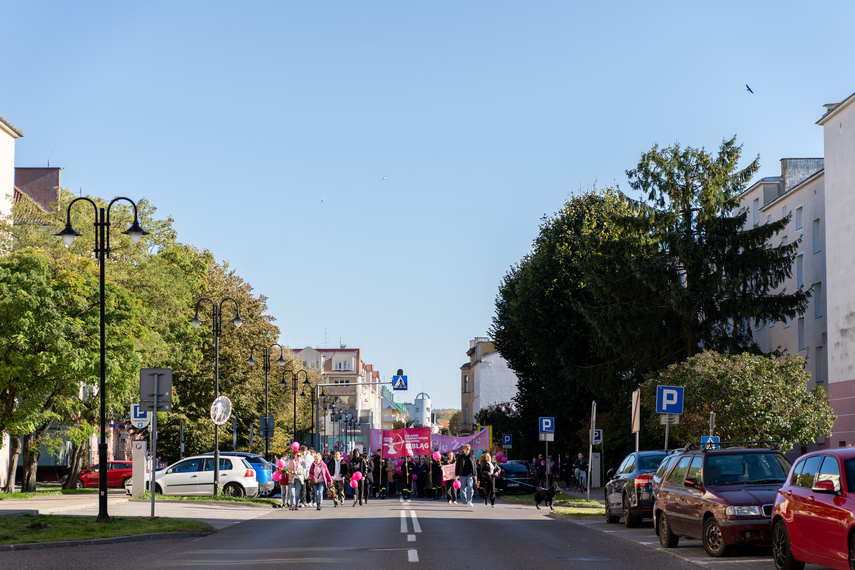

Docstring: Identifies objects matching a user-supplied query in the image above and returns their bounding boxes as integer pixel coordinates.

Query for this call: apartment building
[459,337,519,435]
[0,114,23,221]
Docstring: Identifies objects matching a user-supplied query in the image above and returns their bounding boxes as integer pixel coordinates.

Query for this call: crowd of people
[273,444,593,511]
[275,443,514,509]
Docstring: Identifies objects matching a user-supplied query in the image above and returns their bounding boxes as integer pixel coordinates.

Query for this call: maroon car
[654,443,791,557]
[771,447,855,570]
[65,462,133,489]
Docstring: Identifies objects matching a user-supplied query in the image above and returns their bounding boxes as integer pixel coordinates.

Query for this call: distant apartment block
[459,337,519,435]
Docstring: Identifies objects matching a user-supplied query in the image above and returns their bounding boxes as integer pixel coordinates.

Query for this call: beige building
[460,337,519,436]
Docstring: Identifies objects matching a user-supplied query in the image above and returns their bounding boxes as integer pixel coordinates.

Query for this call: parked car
[605,451,667,527]
[651,451,682,509]
[61,461,133,489]
[202,452,274,497]
[133,455,259,497]
[771,446,855,570]
[654,442,791,557]
[496,461,535,495]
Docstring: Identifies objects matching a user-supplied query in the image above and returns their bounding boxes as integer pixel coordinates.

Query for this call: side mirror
[812,479,839,494]
[166,468,173,474]
[684,478,698,488]
[606,468,615,480]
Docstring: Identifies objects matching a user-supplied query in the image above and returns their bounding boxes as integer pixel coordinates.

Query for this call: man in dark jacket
[349,449,369,506]
[326,451,349,507]
[454,444,478,506]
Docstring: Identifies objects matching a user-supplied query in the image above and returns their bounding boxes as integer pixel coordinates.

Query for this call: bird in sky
[746,84,754,94]
[381,175,387,181]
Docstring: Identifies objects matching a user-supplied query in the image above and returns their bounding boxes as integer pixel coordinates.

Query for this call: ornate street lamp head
[56,222,82,247]
[122,218,149,244]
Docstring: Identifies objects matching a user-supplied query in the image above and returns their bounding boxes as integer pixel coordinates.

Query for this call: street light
[247,343,285,459]
[300,385,319,447]
[192,297,243,495]
[281,367,308,442]
[56,196,148,523]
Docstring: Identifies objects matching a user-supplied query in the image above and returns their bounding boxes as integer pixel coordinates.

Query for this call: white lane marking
[408,534,416,542]
[408,549,419,562]
[400,510,408,533]
[409,510,421,533]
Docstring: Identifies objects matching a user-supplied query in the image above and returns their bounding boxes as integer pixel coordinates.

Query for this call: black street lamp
[247,343,285,459]
[192,297,243,495]
[281,368,308,442]
[56,196,148,523]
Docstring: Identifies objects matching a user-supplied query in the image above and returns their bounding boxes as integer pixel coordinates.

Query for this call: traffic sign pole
[588,401,596,500]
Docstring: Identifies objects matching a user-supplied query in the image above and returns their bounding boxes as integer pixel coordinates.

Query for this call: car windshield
[706,452,790,485]
[640,454,666,471]
[501,464,527,473]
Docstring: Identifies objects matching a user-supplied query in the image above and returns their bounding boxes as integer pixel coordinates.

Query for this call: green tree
[446,412,462,436]
[586,137,807,369]
[640,351,835,451]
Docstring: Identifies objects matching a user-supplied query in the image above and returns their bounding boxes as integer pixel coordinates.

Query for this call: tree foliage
[640,351,835,451]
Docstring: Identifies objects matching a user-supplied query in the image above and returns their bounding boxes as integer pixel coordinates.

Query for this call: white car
[133,454,259,497]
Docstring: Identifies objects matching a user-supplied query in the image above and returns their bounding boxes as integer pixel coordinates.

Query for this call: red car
[771,447,855,570]
[66,462,133,488]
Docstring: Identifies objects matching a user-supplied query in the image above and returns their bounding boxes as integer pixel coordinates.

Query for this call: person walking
[349,449,368,506]
[573,452,589,492]
[546,455,555,486]
[455,444,478,507]
[430,452,442,500]
[309,452,333,510]
[299,446,314,507]
[535,453,546,488]
[479,451,500,507]
[443,451,457,504]
[561,452,573,489]
[326,450,348,507]
[371,450,382,498]
[385,458,398,497]
[415,456,428,498]
[278,452,292,509]
[286,451,305,511]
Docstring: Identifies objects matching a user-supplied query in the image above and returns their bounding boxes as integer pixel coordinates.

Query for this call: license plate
[507,482,519,487]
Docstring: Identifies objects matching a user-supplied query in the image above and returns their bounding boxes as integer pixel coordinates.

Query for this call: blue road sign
[392,375,408,390]
[539,417,555,433]
[656,385,685,414]
[592,428,603,445]
[502,434,512,447]
[701,436,720,449]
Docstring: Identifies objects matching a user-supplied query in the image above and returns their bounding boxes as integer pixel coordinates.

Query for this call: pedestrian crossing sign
[393,375,408,390]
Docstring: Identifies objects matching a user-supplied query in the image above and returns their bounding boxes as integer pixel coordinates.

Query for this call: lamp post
[300,386,325,449]
[191,297,244,495]
[56,196,148,523]
[247,343,285,459]
[281,368,308,442]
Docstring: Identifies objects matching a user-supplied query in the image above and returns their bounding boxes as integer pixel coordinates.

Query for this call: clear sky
[4,2,855,409]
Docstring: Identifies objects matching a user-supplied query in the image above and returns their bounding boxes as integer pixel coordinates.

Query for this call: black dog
[534,482,562,510]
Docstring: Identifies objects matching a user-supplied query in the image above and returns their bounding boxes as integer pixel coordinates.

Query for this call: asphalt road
[0,495,706,569]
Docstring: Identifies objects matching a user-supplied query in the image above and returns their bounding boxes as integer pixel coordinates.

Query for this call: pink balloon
[272,470,282,482]
[291,441,300,451]
[495,451,504,459]
[395,467,402,475]
[412,474,418,481]
[500,457,508,464]
[276,459,286,469]
[432,451,441,462]
[350,480,358,488]
[452,480,462,489]
[342,455,348,462]
[541,460,546,465]
[352,471,362,481]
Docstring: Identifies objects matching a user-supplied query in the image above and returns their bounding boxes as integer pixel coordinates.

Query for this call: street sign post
[130,404,151,429]
[140,368,173,412]
[591,428,603,445]
[502,434,512,449]
[701,436,720,449]
[656,385,684,452]
[392,375,408,390]
[539,417,555,477]
[631,389,641,452]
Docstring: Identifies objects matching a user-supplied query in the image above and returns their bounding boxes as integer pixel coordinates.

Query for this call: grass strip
[553,506,606,517]
[1,489,95,500]
[0,514,213,545]
[499,493,603,508]
[136,491,279,507]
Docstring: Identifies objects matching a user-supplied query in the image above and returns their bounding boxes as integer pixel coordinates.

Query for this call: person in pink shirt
[309,453,333,510]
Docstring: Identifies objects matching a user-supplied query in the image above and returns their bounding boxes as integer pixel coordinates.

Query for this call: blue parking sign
[539,417,554,433]
[656,385,684,414]
[502,434,512,447]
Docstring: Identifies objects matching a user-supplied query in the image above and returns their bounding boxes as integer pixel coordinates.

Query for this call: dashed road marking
[408,549,419,562]
[410,510,421,533]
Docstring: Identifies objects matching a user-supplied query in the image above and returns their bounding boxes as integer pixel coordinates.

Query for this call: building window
[813,218,821,253]
[463,375,469,394]
[766,214,771,225]
[796,254,804,288]
[783,315,790,328]
[753,198,760,226]
[815,346,825,383]
[782,205,787,218]
[334,378,351,385]
[814,282,822,318]
[798,316,805,351]
[795,205,804,230]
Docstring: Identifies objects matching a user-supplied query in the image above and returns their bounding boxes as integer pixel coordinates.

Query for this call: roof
[817,91,855,125]
[0,114,23,137]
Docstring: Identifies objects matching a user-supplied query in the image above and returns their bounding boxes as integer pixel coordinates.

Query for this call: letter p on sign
[656,385,684,414]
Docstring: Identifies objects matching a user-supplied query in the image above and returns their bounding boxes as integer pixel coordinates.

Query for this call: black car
[497,461,534,495]
[605,450,668,527]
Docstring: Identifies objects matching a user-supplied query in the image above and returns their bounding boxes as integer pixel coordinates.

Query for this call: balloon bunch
[350,470,362,488]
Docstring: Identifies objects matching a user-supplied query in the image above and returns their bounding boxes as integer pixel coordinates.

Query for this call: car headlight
[725,505,762,516]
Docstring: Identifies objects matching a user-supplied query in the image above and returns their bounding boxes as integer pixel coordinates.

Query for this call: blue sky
[4,2,855,409]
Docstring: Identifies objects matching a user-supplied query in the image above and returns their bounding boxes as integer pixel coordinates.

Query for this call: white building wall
[474,352,519,409]
[0,116,21,221]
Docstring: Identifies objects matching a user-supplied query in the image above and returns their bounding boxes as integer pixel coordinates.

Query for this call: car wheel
[772,520,804,570]
[74,479,85,489]
[154,484,163,495]
[605,500,619,523]
[849,532,855,570]
[223,482,245,498]
[658,513,679,548]
[703,517,730,557]
[623,494,641,528]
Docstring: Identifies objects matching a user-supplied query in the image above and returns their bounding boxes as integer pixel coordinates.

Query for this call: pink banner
[381,428,431,458]
[370,428,490,456]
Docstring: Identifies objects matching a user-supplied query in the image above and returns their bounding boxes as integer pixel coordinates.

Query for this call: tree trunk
[22,432,40,492]
[3,434,20,493]
[63,442,88,490]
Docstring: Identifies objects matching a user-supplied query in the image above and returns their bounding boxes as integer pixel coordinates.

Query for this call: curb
[127,498,277,509]
[0,531,213,551]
